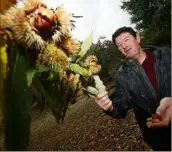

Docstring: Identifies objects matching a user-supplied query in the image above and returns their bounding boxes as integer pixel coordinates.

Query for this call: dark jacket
[106,45,171,150]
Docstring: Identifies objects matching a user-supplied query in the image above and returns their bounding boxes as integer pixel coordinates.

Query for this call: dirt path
[27,98,150,151]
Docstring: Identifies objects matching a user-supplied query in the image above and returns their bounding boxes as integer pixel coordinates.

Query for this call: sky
[45,0,135,43]
[18,0,134,43]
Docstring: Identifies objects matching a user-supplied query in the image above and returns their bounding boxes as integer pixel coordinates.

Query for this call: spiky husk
[59,36,78,55]
[52,7,72,43]
[65,73,80,104]
[84,55,98,67]
[0,0,73,51]
[37,43,69,73]
[68,73,80,90]
[84,55,101,75]
[88,65,101,75]
[0,0,17,11]
[0,0,47,50]
[0,0,100,126]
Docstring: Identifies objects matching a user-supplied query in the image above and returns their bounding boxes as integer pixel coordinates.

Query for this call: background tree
[86,37,124,83]
[121,0,171,46]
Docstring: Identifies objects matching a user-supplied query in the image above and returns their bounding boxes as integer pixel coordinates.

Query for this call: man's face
[115,32,141,59]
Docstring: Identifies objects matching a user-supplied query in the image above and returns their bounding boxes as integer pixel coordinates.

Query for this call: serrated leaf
[26,70,36,87]
[69,63,89,76]
[76,32,93,63]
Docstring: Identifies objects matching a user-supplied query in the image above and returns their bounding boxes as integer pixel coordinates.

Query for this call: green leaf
[33,74,68,123]
[108,87,115,97]
[69,63,89,76]
[5,44,32,150]
[32,77,51,112]
[76,32,93,63]
[26,70,36,87]
[47,81,67,123]
[36,64,50,73]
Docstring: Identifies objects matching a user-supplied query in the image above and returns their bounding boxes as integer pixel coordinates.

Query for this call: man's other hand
[147,97,172,128]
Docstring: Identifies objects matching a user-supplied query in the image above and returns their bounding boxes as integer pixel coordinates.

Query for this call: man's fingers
[95,94,108,104]
[147,108,171,128]
[162,107,171,125]
[147,121,163,128]
[104,101,113,111]
[147,117,161,123]
[157,97,172,115]
[95,96,109,107]
[95,95,112,111]
[94,91,113,111]
[96,91,108,100]
[146,121,152,127]
[146,122,162,128]
[156,105,167,116]
[151,119,161,123]
[147,117,152,121]
[147,121,169,128]
[102,98,110,107]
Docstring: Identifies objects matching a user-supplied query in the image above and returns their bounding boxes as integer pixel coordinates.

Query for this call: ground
[27,97,151,151]
[0,93,151,151]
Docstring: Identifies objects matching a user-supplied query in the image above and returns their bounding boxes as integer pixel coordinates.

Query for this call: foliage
[0,29,100,150]
[121,0,171,46]
[30,32,98,122]
[86,37,124,82]
[0,1,100,150]
[75,32,93,63]
[5,44,32,150]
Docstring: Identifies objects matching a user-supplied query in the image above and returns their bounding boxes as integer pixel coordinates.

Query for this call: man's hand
[95,91,113,111]
[147,97,172,128]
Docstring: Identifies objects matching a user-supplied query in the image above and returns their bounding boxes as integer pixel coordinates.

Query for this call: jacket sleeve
[104,77,132,119]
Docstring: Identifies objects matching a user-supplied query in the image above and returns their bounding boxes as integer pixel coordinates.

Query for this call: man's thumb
[156,99,171,115]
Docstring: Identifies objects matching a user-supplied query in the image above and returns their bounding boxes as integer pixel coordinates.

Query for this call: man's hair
[112,26,137,45]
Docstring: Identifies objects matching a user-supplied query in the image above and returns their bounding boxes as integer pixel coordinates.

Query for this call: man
[94,26,171,150]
